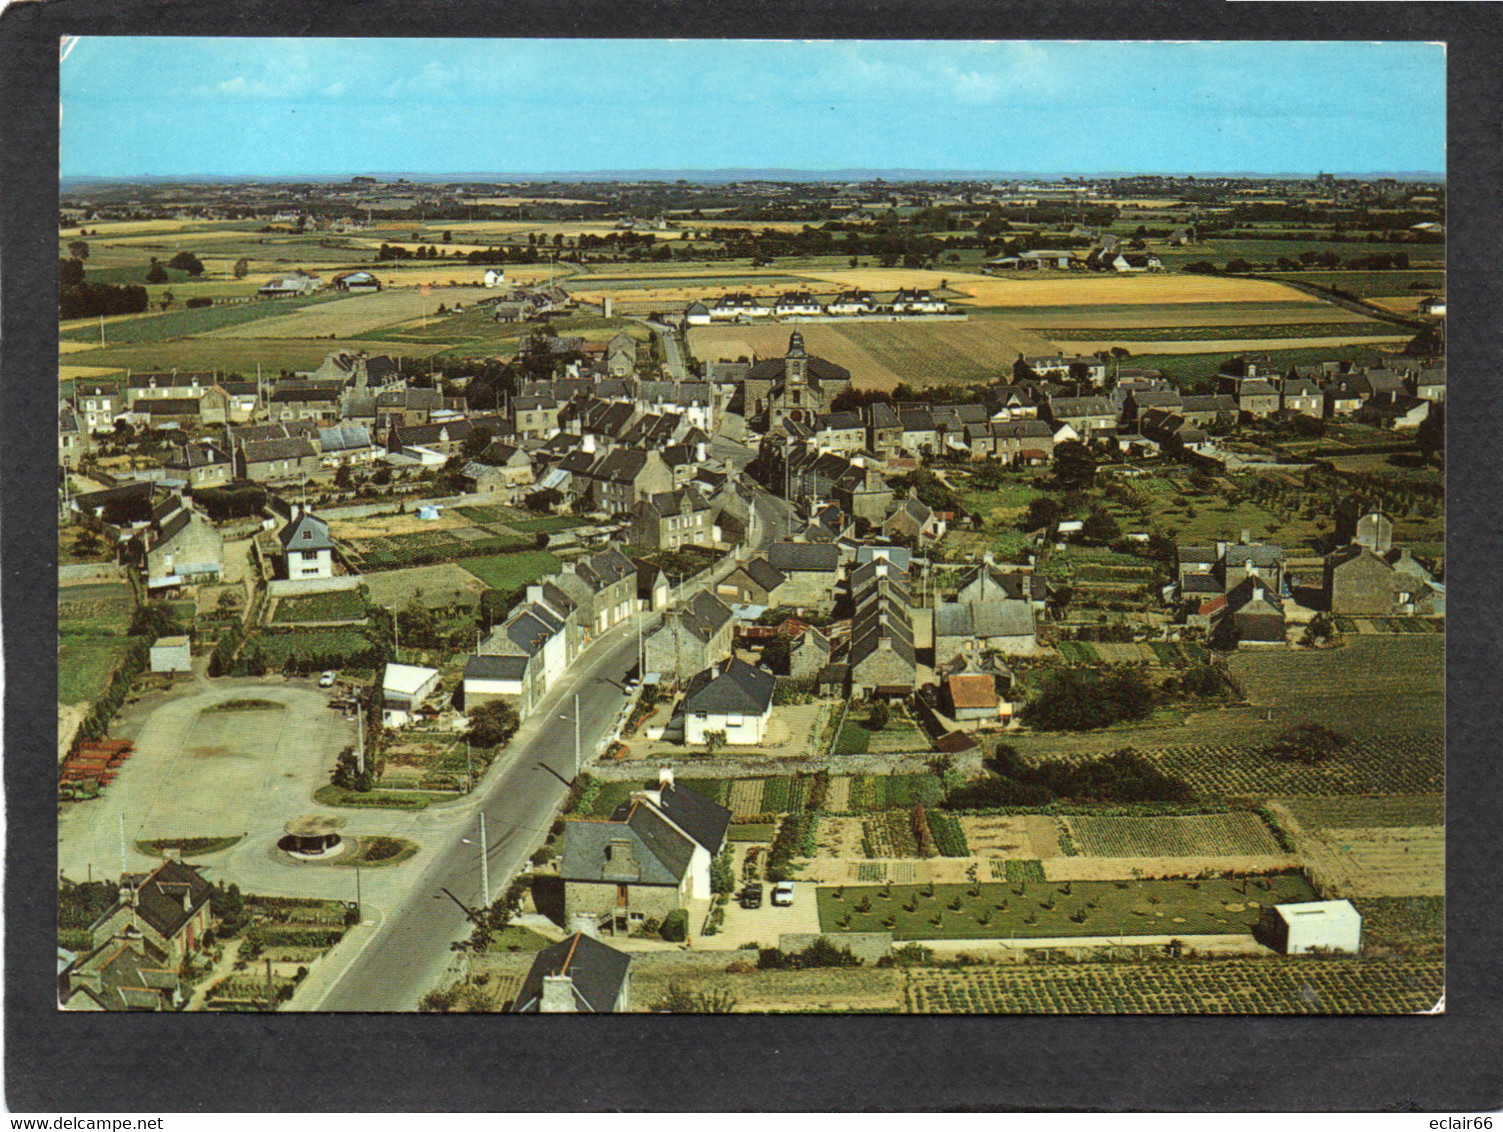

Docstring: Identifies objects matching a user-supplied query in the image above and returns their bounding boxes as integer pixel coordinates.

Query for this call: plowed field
[1064,812,1283,858]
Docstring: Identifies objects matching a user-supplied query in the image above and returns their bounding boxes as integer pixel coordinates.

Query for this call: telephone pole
[574,693,581,777]
[478,812,490,908]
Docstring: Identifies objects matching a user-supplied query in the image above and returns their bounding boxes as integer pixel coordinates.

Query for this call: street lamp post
[478,812,490,908]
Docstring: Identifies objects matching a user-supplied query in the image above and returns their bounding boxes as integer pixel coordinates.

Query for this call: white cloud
[324,82,346,97]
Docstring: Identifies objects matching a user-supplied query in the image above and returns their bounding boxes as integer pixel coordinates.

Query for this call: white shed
[382,662,441,712]
[149,635,192,674]
[1261,899,1363,955]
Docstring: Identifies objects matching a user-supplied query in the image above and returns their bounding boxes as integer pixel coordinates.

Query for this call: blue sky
[60,39,1445,178]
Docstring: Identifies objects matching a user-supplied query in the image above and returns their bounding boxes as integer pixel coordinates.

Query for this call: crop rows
[861,812,920,859]
[1278,794,1444,832]
[1065,812,1284,858]
[902,956,1445,1014]
[927,810,971,857]
[1142,737,1444,797]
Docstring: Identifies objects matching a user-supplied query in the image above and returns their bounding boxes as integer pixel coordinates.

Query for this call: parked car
[739,883,763,909]
[771,882,795,907]
[319,671,337,688]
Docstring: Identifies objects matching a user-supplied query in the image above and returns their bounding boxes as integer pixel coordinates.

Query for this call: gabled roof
[612,781,731,857]
[278,511,331,552]
[767,541,839,573]
[512,933,632,1013]
[935,600,1035,639]
[732,556,786,593]
[269,382,343,403]
[241,436,318,464]
[948,673,999,710]
[682,657,777,717]
[464,653,531,682]
[92,859,212,942]
[561,805,694,887]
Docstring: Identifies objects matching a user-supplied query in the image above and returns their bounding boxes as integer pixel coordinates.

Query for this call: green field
[459,550,562,592]
[817,873,1318,941]
[507,515,591,533]
[1258,269,1445,298]
[350,530,533,570]
[59,291,349,344]
[270,589,369,623]
[59,584,138,705]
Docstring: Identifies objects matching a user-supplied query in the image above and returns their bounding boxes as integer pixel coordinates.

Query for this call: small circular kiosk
[281,815,347,859]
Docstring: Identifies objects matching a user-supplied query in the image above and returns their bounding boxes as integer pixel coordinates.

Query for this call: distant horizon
[61,39,1445,180]
[60,167,1447,188]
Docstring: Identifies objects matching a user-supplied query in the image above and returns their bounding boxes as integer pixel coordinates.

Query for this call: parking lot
[57,677,357,882]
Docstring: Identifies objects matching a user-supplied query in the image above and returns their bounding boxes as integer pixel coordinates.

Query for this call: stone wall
[267,574,362,598]
[564,879,682,925]
[58,563,124,586]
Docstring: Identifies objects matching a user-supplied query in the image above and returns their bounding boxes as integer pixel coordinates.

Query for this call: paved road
[647,320,688,380]
[298,485,790,1011]
[302,613,651,1012]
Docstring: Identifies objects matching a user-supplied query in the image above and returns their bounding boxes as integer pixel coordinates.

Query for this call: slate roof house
[643,589,735,684]
[715,555,787,606]
[59,935,183,1012]
[630,486,715,553]
[143,499,223,593]
[278,510,334,580]
[955,563,1048,610]
[236,435,319,482]
[933,599,1037,665]
[268,382,343,423]
[681,657,778,746]
[848,572,917,697]
[561,770,731,934]
[511,932,632,1013]
[1194,575,1287,647]
[83,859,214,964]
[766,541,840,608]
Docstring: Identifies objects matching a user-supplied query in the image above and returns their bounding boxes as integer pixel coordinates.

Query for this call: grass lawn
[460,550,561,592]
[1258,269,1445,299]
[487,925,555,953]
[832,719,870,755]
[729,823,776,842]
[327,836,421,867]
[507,515,590,533]
[817,873,1318,941]
[135,835,243,858]
[271,589,369,623]
[58,633,138,705]
[312,785,457,811]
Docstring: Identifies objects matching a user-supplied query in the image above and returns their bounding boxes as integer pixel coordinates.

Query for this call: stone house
[715,555,787,606]
[631,486,715,553]
[561,771,730,935]
[83,859,213,963]
[144,502,223,592]
[766,541,840,608]
[643,589,734,684]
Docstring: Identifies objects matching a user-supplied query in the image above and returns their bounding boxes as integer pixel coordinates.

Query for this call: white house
[382,662,442,718]
[484,268,507,288]
[1260,899,1363,955]
[681,657,777,746]
[278,511,334,579]
[462,653,530,710]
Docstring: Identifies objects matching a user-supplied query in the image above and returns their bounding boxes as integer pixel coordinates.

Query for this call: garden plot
[817,872,1318,941]
[1276,794,1444,831]
[329,510,477,539]
[902,956,1445,1015]
[1268,795,1444,898]
[1143,736,1443,798]
[361,563,487,610]
[726,778,766,818]
[378,730,475,794]
[814,816,867,860]
[958,815,1039,858]
[1063,812,1284,858]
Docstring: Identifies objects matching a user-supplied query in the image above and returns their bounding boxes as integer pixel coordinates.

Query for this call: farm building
[149,635,192,674]
[1259,899,1362,955]
[461,653,530,712]
[382,662,441,719]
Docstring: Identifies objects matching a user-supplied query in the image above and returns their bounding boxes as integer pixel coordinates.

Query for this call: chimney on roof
[1241,529,1251,545]
[658,766,675,790]
[540,974,577,1013]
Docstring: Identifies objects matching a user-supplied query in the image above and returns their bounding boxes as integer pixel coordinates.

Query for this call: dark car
[739,883,763,909]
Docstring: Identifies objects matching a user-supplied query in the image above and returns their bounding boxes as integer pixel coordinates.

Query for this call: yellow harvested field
[689,317,1055,391]
[200,285,493,339]
[1015,306,1371,330]
[945,272,1322,308]
[1368,295,1425,315]
[1047,335,1412,354]
[59,364,126,381]
[59,341,105,355]
[802,267,971,292]
[362,264,561,288]
[1099,198,1186,209]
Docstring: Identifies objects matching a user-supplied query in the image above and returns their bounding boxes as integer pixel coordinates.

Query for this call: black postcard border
[4,1,1499,1113]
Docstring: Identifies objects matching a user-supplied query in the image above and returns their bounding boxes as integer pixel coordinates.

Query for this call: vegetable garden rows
[902,956,1444,1014]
